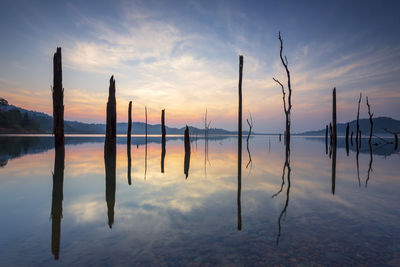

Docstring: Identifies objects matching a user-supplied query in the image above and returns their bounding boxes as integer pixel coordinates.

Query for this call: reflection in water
[184,126,191,179]
[127,141,132,186]
[366,142,373,187]
[105,141,116,228]
[332,135,337,195]
[51,145,64,260]
[275,143,291,245]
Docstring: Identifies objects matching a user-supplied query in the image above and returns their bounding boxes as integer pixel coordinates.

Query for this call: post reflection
[105,140,116,229]
[51,145,64,260]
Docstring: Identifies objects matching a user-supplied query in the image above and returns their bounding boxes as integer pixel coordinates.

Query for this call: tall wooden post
[52,47,64,147]
[237,55,243,231]
[345,122,350,156]
[127,101,132,185]
[161,109,166,173]
[332,88,337,146]
[127,101,132,144]
[325,125,328,154]
[105,75,116,154]
[184,125,191,179]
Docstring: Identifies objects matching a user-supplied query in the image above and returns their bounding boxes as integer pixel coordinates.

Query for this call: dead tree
[105,76,116,156]
[52,47,64,148]
[366,97,374,145]
[273,32,292,146]
[356,92,362,148]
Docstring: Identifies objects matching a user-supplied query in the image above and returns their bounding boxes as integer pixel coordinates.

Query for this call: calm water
[0,135,399,266]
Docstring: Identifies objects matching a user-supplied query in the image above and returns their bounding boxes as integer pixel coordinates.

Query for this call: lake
[0,135,399,266]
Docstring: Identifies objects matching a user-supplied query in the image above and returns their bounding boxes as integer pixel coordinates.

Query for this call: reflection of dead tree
[273,32,292,147]
[246,112,253,169]
[274,144,291,245]
[203,109,212,175]
[366,141,373,187]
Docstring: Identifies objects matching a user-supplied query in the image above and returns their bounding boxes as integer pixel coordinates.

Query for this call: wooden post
[161,109,166,173]
[127,101,132,185]
[105,75,116,155]
[332,88,337,146]
[356,92,362,148]
[184,125,191,179]
[127,101,132,144]
[52,47,64,148]
[237,55,243,231]
[345,122,350,156]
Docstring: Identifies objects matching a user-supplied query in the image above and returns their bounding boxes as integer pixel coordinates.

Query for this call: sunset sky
[0,0,399,132]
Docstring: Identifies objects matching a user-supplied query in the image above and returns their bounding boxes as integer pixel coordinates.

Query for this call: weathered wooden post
[237,55,243,231]
[345,123,350,156]
[104,75,116,227]
[184,125,191,179]
[332,88,337,145]
[356,92,362,148]
[331,88,337,195]
[105,75,116,155]
[161,109,166,173]
[52,47,64,148]
[127,101,132,185]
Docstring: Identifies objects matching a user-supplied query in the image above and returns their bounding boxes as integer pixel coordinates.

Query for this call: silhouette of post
[356,92,362,149]
[105,76,116,155]
[52,47,64,148]
[144,106,148,179]
[237,55,243,231]
[332,88,337,145]
[345,122,349,156]
[184,125,191,179]
[104,75,116,227]
[161,109,166,173]
[127,101,132,185]
[279,133,282,142]
[51,145,64,260]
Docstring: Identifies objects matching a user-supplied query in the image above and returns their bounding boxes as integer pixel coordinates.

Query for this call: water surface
[0,135,399,266]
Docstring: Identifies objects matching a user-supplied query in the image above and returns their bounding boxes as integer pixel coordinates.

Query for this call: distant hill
[299,117,400,136]
[0,99,241,135]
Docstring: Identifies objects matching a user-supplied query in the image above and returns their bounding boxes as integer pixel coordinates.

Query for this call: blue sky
[0,0,399,132]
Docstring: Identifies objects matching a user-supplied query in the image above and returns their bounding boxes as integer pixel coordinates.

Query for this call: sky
[0,0,399,133]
